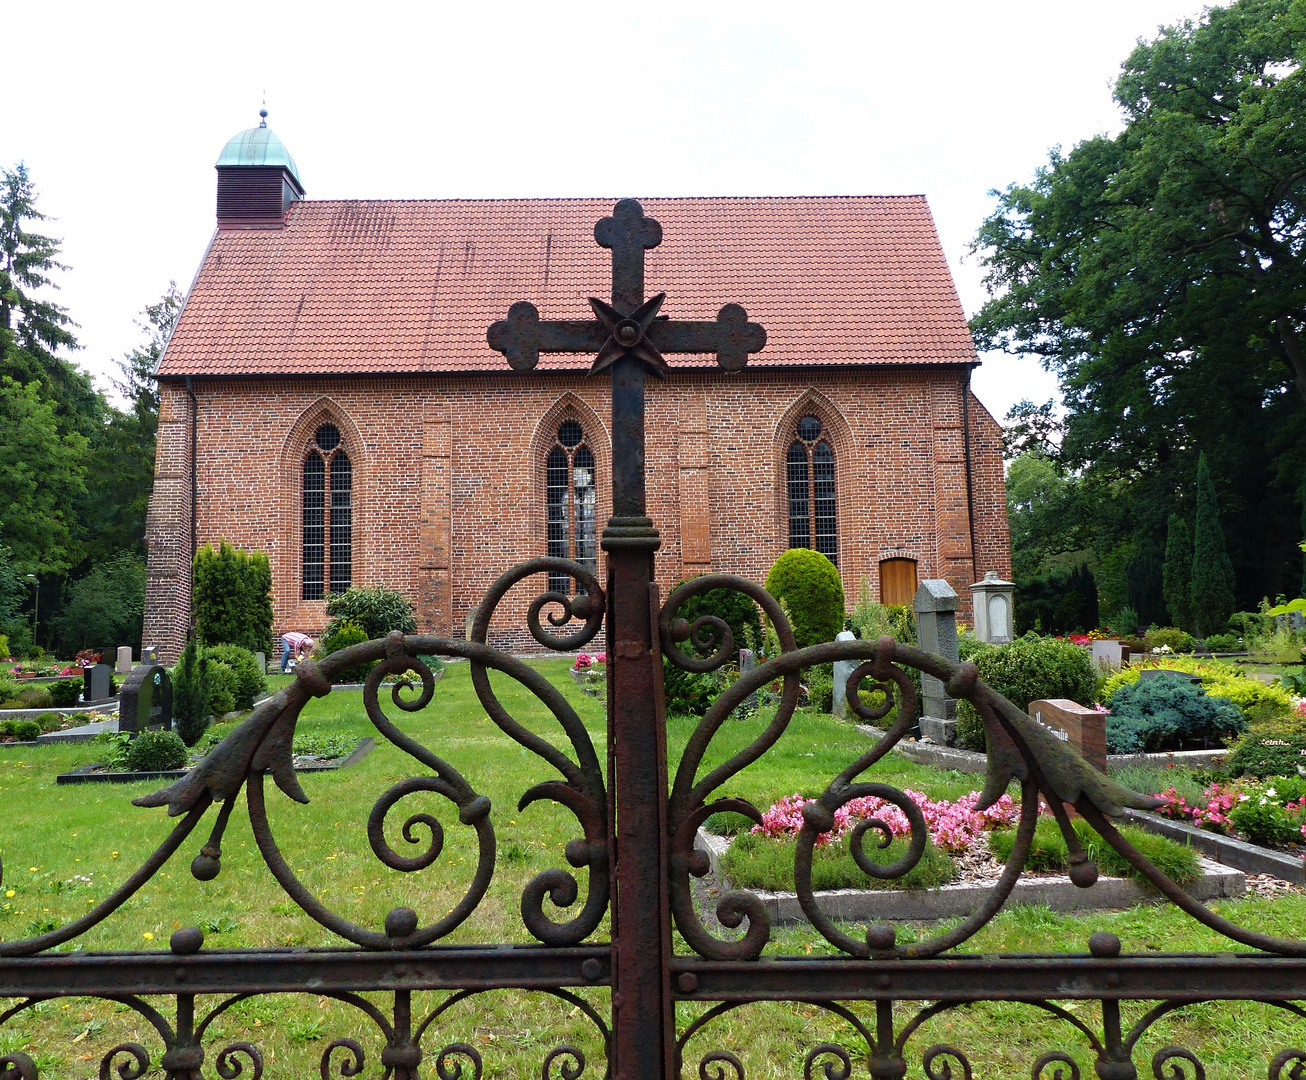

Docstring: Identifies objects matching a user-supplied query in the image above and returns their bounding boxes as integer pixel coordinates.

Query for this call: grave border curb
[53,737,376,785]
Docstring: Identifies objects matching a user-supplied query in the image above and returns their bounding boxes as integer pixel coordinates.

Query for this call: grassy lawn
[2,658,1305,1077]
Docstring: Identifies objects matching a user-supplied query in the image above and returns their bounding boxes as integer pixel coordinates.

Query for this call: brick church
[143,115,1011,661]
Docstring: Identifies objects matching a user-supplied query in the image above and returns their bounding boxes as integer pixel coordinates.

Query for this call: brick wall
[142,366,1011,662]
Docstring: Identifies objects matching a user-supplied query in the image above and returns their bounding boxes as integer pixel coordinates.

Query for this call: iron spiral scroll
[3,561,1306,1077]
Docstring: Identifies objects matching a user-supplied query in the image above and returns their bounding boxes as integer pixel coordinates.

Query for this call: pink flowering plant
[752,789,1020,853]
[571,652,607,671]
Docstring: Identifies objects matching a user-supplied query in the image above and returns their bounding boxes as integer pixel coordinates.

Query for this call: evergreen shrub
[1190,453,1236,637]
[16,686,53,709]
[319,621,373,683]
[206,662,238,717]
[1227,723,1306,778]
[203,644,266,709]
[1014,564,1099,636]
[324,585,417,640]
[0,634,8,659]
[764,550,844,650]
[193,541,274,654]
[1143,627,1197,653]
[125,729,188,772]
[172,637,211,747]
[1105,675,1244,754]
[47,679,81,707]
[1100,659,1292,725]
[36,712,62,732]
[1203,633,1240,652]
[7,720,41,740]
[674,580,761,660]
[662,656,719,717]
[954,634,1100,752]
[1162,514,1193,630]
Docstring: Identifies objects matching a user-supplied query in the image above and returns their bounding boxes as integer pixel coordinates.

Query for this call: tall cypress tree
[1190,453,1236,637]
[1301,480,1306,598]
[1162,514,1193,629]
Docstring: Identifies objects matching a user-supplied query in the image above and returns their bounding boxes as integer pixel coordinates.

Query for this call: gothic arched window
[786,414,837,566]
[302,423,352,600]
[546,420,597,594]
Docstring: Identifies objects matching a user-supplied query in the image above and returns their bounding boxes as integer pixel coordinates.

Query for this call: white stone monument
[830,630,857,719]
[115,645,133,674]
[969,571,1015,644]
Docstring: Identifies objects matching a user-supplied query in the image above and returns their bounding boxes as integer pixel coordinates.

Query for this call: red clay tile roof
[157,196,978,377]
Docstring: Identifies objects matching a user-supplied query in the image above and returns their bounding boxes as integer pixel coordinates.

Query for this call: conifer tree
[172,634,211,747]
[1190,453,1236,637]
[1162,514,1193,629]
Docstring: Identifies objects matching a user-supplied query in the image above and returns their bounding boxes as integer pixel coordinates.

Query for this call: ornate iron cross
[488,198,765,1080]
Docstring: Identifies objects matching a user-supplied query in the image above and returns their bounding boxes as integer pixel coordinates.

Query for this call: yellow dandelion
[4,890,13,898]
[28,867,38,872]
[142,932,154,941]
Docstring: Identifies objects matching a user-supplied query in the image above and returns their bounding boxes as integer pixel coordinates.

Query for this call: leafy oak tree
[972,0,1306,607]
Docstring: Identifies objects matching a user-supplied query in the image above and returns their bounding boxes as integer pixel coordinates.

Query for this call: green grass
[2,658,1305,1079]
[988,817,1201,884]
[721,830,957,891]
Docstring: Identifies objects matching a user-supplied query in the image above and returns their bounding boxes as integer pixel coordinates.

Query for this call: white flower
[1240,794,1252,802]
[1267,788,1278,798]
[1260,797,1269,806]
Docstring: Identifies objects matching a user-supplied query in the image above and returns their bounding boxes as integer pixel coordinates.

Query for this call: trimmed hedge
[194,541,274,654]
[956,634,1100,752]
[1227,722,1306,778]
[764,550,844,650]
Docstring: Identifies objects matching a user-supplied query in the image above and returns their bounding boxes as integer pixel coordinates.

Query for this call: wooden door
[880,557,918,607]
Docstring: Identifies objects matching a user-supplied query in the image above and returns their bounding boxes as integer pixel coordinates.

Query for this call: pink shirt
[282,632,313,654]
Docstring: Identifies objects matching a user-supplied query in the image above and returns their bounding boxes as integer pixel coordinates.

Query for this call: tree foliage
[172,635,211,748]
[1191,452,1238,635]
[1163,514,1194,630]
[50,552,145,654]
[972,0,1306,606]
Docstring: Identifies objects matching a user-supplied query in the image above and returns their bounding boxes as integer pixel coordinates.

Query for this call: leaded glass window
[546,423,598,594]
[302,423,352,599]
[786,415,838,566]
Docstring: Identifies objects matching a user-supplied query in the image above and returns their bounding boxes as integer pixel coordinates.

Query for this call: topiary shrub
[1105,674,1245,754]
[125,729,188,772]
[203,644,266,709]
[172,636,212,747]
[1227,722,1306,778]
[318,621,373,683]
[47,678,81,707]
[674,580,761,660]
[954,634,1101,751]
[324,585,417,641]
[764,550,844,650]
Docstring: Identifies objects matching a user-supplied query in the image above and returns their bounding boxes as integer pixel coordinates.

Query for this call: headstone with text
[118,665,174,735]
[915,580,959,745]
[1028,698,1107,774]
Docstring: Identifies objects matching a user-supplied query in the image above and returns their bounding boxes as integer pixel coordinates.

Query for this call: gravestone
[969,571,1015,644]
[1028,699,1107,774]
[915,580,959,745]
[738,648,758,713]
[118,665,174,734]
[115,646,133,674]
[83,664,113,704]
[141,646,158,664]
[1140,668,1203,688]
[830,630,857,719]
[1091,639,1123,671]
[253,651,266,675]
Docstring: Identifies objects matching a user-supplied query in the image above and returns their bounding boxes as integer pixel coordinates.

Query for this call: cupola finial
[259,94,268,128]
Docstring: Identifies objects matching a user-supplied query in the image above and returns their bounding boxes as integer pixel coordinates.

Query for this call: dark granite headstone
[141,646,158,664]
[119,665,173,734]
[83,664,113,704]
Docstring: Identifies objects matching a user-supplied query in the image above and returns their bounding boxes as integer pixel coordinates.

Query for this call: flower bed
[570,652,607,696]
[1152,775,1306,849]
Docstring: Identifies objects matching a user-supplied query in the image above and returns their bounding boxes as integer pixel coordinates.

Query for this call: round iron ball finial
[190,853,221,881]
[385,906,419,940]
[1068,857,1099,889]
[1088,931,1122,958]
[617,321,641,346]
[670,618,691,642]
[170,926,204,955]
[866,923,897,951]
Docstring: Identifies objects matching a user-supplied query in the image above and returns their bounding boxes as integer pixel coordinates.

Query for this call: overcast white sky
[6,0,1216,420]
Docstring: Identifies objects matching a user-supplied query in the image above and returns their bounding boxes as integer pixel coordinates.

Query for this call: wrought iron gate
[4,201,1306,1080]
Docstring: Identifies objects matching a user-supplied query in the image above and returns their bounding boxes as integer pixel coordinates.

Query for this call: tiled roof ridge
[282,193,930,207]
